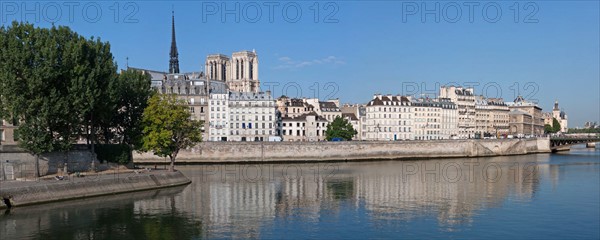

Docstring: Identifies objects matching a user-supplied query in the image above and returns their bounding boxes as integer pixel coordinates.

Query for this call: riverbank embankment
[0,170,190,209]
[133,138,551,164]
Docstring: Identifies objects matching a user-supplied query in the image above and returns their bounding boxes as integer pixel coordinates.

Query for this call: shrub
[95,144,131,164]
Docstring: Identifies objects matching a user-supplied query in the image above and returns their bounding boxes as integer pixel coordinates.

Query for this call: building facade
[552,101,568,133]
[506,96,544,136]
[364,94,413,141]
[438,98,459,139]
[412,99,442,140]
[276,97,315,118]
[341,104,366,141]
[281,113,328,141]
[208,91,277,141]
[475,97,509,138]
[205,51,260,93]
[208,93,229,141]
[227,91,277,141]
[439,86,476,139]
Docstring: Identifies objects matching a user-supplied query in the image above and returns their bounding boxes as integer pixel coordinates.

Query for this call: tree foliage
[567,128,600,134]
[552,118,561,133]
[141,94,202,171]
[101,69,153,148]
[0,22,152,174]
[0,22,77,154]
[544,124,554,134]
[325,116,357,141]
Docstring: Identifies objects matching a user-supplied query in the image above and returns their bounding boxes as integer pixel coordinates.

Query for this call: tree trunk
[35,154,40,178]
[169,155,175,172]
[90,113,96,172]
[63,152,68,176]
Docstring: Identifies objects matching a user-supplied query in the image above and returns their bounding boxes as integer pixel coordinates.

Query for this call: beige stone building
[439,86,476,139]
[364,94,413,141]
[276,97,315,118]
[207,91,278,142]
[135,69,229,140]
[281,113,328,141]
[275,97,346,141]
[542,101,568,133]
[412,99,442,140]
[302,98,342,122]
[412,98,459,140]
[438,98,459,139]
[507,96,544,136]
[509,110,534,136]
[341,113,361,141]
[475,96,509,138]
[341,104,366,140]
[205,51,260,93]
[487,98,510,137]
[207,93,229,141]
[225,91,278,142]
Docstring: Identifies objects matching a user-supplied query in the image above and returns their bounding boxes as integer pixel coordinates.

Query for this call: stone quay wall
[0,171,191,209]
[0,145,97,180]
[133,138,551,164]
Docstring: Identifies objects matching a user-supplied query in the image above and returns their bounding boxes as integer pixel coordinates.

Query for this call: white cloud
[274,56,345,69]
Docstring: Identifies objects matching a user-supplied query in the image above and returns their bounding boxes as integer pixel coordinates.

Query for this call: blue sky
[1,1,599,126]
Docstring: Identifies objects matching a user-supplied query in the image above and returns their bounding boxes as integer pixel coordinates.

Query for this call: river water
[1,147,599,239]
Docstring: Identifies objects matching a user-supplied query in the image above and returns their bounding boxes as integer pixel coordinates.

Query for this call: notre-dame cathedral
[127,11,263,138]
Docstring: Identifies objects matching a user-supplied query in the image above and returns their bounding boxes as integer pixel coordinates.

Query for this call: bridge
[550,135,600,152]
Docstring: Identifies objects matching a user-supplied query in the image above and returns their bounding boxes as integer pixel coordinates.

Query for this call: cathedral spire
[169,10,180,74]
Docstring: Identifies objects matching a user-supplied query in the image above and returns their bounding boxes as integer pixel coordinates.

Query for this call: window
[0,129,4,142]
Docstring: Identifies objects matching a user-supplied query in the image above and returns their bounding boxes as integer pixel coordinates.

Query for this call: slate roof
[342,113,358,121]
[319,102,340,112]
[367,95,410,106]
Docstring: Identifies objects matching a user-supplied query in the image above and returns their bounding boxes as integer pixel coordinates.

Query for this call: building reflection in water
[162,156,542,237]
[1,155,547,239]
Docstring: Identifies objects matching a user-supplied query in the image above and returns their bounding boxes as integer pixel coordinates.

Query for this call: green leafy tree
[141,94,202,172]
[552,118,561,133]
[568,128,600,134]
[0,22,78,175]
[66,34,118,170]
[325,116,357,141]
[544,124,553,134]
[113,69,153,149]
[0,22,142,174]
